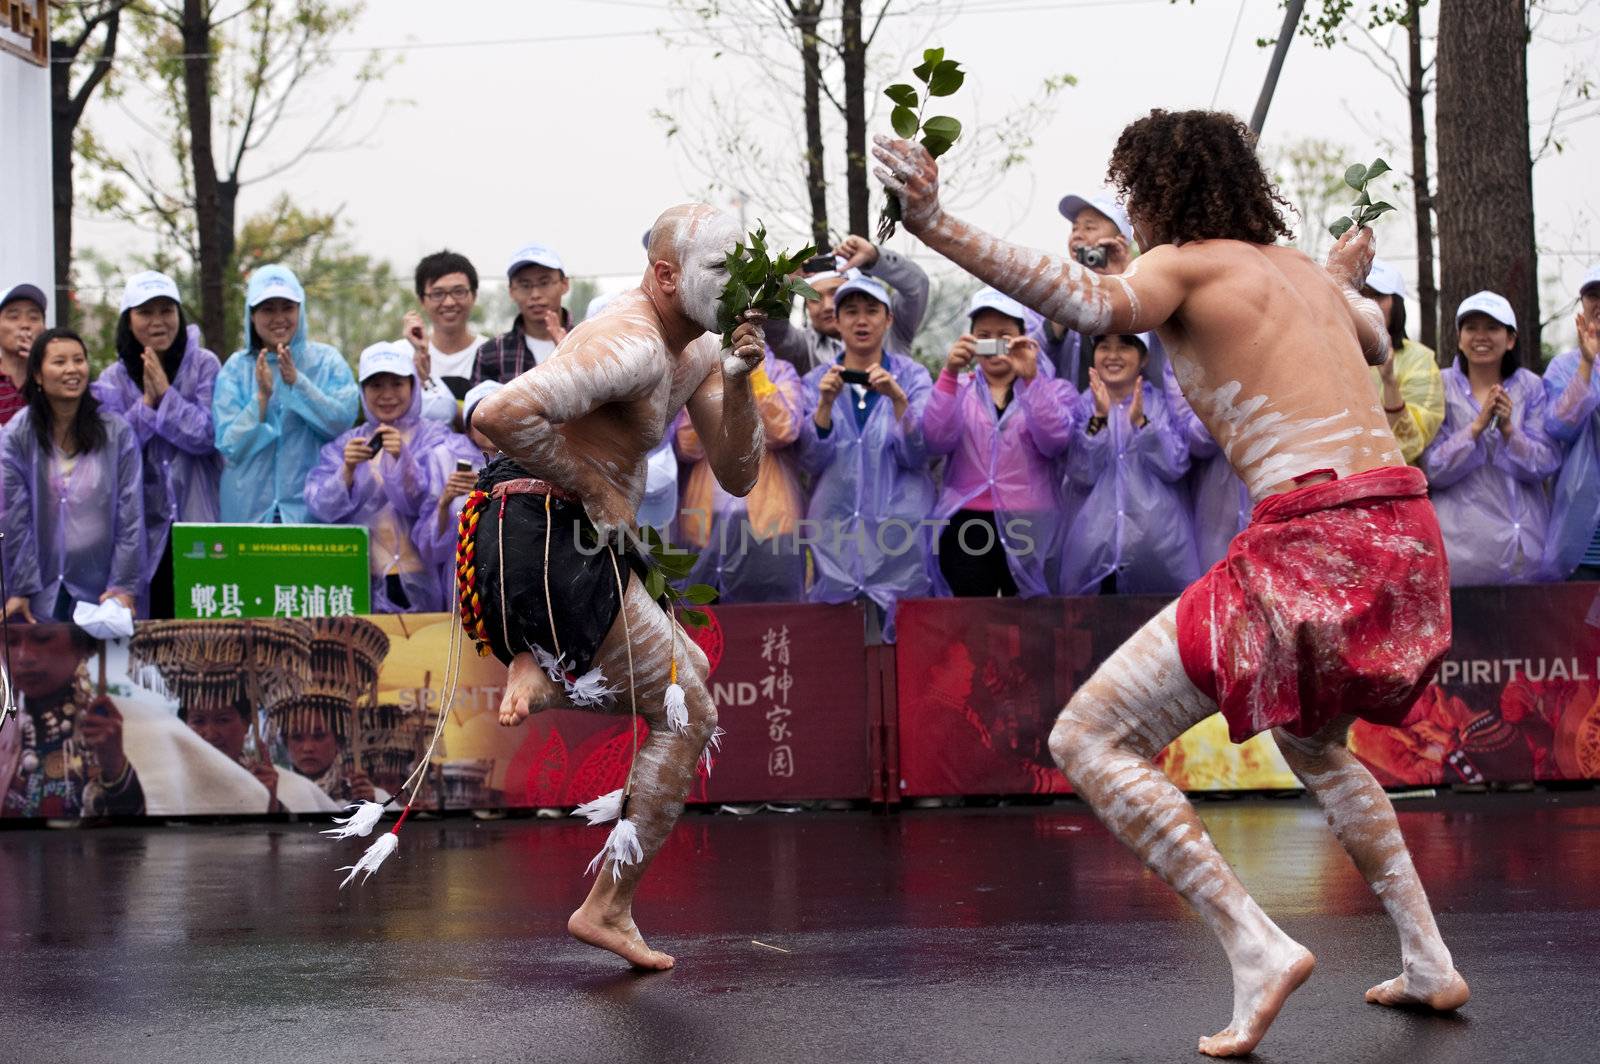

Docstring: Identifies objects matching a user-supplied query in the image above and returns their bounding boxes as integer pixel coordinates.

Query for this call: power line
[1211,0,1251,108]
[47,0,1175,63]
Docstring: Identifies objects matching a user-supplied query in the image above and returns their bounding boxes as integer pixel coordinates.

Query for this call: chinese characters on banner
[188,583,359,618]
[172,523,371,618]
[761,624,795,778]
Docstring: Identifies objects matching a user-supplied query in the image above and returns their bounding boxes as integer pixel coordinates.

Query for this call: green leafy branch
[716,224,822,348]
[877,47,966,242]
[1328,157,1395,239]
[639,525,717,629]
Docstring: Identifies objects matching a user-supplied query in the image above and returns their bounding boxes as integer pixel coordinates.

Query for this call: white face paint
[674,211,741,335]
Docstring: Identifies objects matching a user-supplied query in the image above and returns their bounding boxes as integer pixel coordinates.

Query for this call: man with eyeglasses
[471,243,572,386]
[404,251,485,415]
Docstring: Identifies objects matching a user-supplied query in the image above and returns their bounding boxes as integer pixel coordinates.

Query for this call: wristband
[1383,401,1407,414]
[1085,415,1107,437]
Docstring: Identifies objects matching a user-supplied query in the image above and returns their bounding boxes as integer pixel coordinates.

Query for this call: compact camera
[1074,244,1109,269]
[973,338,1008,358]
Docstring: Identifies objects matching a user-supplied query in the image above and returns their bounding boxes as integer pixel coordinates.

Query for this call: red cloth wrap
[1176,465,1452,744]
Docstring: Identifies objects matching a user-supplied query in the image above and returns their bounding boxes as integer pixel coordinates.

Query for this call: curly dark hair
[1107,109,1294,247]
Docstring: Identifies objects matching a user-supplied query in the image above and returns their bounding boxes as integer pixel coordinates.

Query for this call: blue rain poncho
[212,266,359,523]
[1420,366,1561,585]
[794,351,936,639]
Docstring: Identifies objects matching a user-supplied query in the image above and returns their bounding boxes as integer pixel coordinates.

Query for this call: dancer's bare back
[873,136,1402,500]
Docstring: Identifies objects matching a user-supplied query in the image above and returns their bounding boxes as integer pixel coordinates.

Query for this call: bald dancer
[875,110,1469,1056]
[471,204,764,970]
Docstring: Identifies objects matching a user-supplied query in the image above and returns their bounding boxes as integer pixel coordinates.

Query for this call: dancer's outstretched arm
[872,136,1187,335]
[684,313,768,498]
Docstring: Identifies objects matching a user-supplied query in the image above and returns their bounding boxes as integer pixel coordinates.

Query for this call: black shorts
[464,457,649,674]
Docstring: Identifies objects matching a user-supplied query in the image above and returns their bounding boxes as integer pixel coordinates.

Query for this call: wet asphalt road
[2,792,1597,1064]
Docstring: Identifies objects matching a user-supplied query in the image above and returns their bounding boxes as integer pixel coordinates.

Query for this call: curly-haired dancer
[875,110,1469,1056]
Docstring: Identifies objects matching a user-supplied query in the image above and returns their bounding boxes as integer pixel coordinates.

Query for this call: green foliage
[1256,0,1427,51]
[638,526,717,629]
[1328,157,1396,238]
[715,224,822,347]
[878,47,968,241]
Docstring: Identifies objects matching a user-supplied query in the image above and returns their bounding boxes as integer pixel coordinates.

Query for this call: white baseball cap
[1364,259,1406,299]
[1580,264,1600,296]
[247,272,302,307]
[967,287,1029,326]
[506,243,564,278]
[1058,193,1133,242]
[833,274,892,310]
[358,340,415,383]
[1456,291,1517,331]
[463,380,503,425]
[119,271,182,313]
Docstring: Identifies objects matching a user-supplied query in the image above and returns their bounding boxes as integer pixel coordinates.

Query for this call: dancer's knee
[1049,693,1103,781]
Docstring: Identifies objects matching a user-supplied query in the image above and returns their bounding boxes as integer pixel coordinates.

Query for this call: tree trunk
[1435,0,1538,364]
[796,1,830,249]
[840,0,868,238]
[182,0,229,351]
[50,41,79,327]
[48,6,123,329]
[1406,0,1438,354]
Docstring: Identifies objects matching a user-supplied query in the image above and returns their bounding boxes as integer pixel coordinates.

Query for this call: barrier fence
[3,585,1596,819]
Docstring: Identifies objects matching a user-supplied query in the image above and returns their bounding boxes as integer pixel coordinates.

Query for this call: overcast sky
[76,0,1599,343]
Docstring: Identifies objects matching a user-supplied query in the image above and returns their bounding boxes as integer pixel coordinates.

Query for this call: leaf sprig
[716,224,822,348]
[877,47,966,242]
[1328,158,1395,239]
[640,525,717,628]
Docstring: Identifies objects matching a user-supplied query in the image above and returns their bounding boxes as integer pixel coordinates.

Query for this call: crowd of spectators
[2,195,1598,639]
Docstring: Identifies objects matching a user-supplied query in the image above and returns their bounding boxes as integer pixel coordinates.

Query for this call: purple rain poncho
[1420,366,1561,586]
[1,409,145,618]
[921,368,1077,597]
[304,363,463,613]
[92,323,222,591]
[1059,381,1201,596]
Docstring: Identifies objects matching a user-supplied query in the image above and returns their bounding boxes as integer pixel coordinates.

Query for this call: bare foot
[568,907,675,970]
[499,651,557,726]
[1198,943,1316,1057]
[1365,967,1470,1011]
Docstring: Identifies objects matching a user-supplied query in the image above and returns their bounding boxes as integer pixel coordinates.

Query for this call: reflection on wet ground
[2,793,1596,1063]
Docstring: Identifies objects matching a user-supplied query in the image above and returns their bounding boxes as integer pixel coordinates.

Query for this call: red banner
[893,585,1600,796]
[471,602,876,808]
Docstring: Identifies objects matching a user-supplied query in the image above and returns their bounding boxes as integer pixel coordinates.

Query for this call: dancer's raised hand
[872,135,944,233]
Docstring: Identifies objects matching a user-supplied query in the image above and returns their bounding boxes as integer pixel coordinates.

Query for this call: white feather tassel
[321,800,386,839]
[533,646,568,683]
[663,682,688,733]
[585,818,643,880]
[700,726,727,775]
[572,787,625,826]
[567,666,619,707]
[337,831,399,888]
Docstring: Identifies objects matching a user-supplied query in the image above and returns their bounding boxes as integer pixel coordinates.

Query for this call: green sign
[171,523,371,619]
